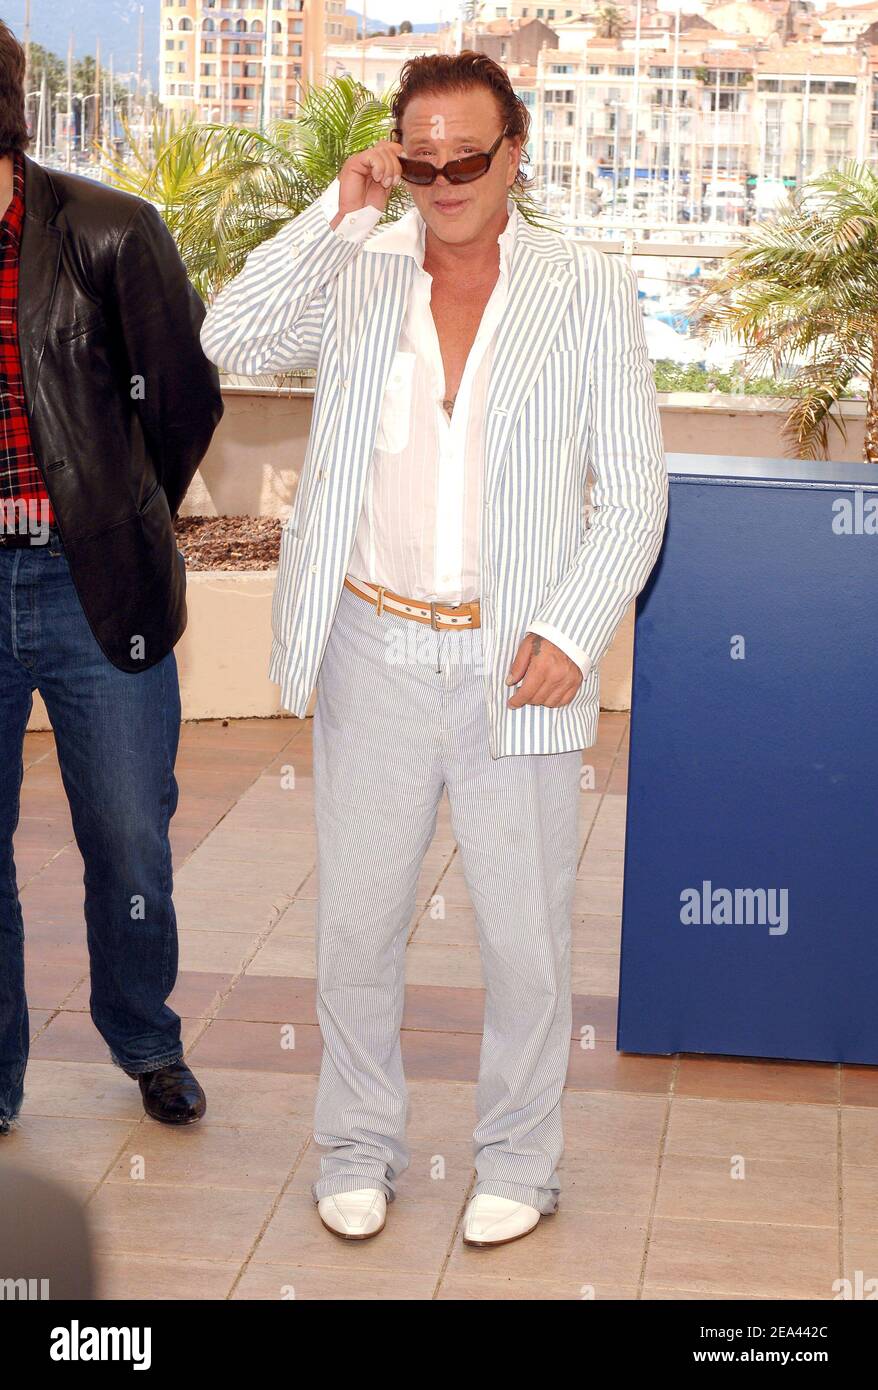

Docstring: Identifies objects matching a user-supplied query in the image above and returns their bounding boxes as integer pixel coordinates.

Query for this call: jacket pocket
[56,309,106,343]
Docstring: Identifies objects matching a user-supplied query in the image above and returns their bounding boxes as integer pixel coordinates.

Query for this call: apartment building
[486,6,878,219]
[159,0,329,123]
[323,30,449,97]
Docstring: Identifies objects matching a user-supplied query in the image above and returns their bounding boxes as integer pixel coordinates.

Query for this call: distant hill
[345,10,440,34]
[7,0,159,79]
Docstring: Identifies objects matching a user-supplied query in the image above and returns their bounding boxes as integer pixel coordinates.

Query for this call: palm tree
[100,110,210,218]
[103,75,556,301]
[700,161,878,462]
[595,4,626,40]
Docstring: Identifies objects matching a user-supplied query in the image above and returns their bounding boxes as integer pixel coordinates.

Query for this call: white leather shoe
[462,1194,541,1248]
[318,1187,387,1240]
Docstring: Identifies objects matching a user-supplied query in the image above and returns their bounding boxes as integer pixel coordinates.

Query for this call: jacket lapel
[338,217,417,385]
[484,220,576,505]
[19,158,63,416]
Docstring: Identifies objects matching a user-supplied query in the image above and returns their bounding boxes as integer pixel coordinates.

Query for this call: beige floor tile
[174,887,289,935]
[188,1017,323,1073]
[562,1090,668,1155]
[406,1079,478,1138]
[675,1055,839,1106]
[841,1165,878,1233]
[646,1218,839,1298]
[269,899,317,938]
[195,829,317,867]
[841,1231,878,1294]
[558,1149,658,1217]
[656,1153,839,1227]
[178,854,309,898]
[177,930,256,975]
[666,1097,837,1162]
[571,948,620,995]
[0,1113,135,1186]
[437,1272,636,1300]
[578,849,626,878]
[188,1067,317,1128]
[87,1184,277,1261]
[294,869,317,898]
[842,1106,878,1167]
[104,1121,312,1192]
[427,866,476,908]
[21,1061,142,1122]
[571,914,622,952]
[97,1253,240,1300]
[583,828,628,856]
[572,878,624,916]
[247,935,316,978]
[232,1262,436,1300]
[403,943,485,989]
[642,1285,788,1301]
[409,905,479,948]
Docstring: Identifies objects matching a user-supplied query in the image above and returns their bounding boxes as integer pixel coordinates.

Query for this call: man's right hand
[333,141,406,227]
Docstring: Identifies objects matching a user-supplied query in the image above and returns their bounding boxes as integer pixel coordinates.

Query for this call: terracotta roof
[754,48,862,72]
[700,50,756,68]
[821,2,878,19]
[679,18,719,34]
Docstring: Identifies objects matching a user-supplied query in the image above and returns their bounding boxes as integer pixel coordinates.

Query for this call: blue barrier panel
[618,454,878,1064]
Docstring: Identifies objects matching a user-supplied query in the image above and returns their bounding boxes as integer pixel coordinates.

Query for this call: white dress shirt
[317,178,590,676]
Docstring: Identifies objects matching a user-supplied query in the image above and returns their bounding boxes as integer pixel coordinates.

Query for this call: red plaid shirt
[0,152,53,530]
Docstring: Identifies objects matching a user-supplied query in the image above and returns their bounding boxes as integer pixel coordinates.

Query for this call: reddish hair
[390,50,531,189]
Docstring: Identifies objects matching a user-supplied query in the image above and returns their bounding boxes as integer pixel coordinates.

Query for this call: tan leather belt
[344,575,481,630]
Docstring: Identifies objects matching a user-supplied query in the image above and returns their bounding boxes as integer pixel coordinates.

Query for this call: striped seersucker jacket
[200,189,668,758]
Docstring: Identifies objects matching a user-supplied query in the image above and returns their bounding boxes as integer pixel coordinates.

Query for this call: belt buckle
[430,600,440,631]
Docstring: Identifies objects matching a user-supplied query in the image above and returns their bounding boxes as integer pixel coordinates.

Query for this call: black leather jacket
[20,156,223,672]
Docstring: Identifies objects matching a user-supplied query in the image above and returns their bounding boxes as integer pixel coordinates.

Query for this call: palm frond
[699,161,878,462]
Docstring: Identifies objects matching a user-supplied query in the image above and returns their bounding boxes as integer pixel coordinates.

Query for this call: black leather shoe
[127,1062,206,1126]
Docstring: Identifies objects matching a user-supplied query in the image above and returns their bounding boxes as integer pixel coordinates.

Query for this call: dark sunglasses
[396,129,509,186]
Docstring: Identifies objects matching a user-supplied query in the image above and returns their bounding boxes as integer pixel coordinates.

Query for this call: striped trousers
[311,582,583,1213]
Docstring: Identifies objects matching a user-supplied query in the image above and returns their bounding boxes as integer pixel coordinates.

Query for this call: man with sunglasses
[202,52,667,1250]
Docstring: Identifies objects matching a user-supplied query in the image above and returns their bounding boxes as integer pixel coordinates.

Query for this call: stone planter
[26,568,292,731]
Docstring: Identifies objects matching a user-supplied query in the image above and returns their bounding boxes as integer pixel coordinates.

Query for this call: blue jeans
[0,533,184,1122]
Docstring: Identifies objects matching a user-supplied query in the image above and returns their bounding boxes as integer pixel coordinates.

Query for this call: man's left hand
[505,633,583,709]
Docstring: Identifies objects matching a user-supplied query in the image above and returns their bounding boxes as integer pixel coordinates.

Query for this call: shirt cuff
[526,622,592,679]
[318,177,383,242]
